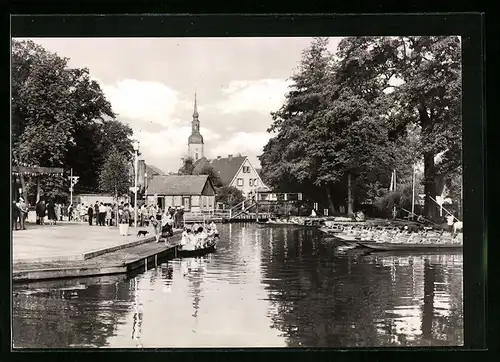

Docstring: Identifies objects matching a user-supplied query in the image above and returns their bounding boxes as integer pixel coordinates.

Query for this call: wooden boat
[319,227,342,234]
[177,239,218,257]
[357,241,462,251]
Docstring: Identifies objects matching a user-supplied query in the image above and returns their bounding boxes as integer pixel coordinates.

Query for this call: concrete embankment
[13,231,182,282]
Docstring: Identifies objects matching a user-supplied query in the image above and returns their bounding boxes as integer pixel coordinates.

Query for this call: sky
[19,37,342,173]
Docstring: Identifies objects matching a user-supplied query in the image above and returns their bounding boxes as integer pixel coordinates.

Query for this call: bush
[374,184,415,218]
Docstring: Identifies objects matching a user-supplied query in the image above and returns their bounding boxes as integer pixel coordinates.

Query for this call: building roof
[146,164,167,176]
[188,132,204,144]
[146,175,211,196]
[208,156,246,185]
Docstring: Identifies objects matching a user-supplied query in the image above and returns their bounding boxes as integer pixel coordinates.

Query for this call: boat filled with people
[177,221,220,258]
[320,223,463,251]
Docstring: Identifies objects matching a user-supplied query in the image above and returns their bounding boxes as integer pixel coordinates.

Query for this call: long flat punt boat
[357,242,462,251]
[177,240,218,258]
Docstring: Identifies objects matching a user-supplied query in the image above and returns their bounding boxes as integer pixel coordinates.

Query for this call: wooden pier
[13,231,184,282]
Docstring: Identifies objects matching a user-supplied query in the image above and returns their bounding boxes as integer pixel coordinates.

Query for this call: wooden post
[36,176,41,203]
[12,152,28,203]
[256,201,259,222]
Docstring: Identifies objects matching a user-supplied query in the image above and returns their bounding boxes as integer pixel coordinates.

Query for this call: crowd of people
[179,221,219,251]
[13,197,221,246]
[146,205,186,243]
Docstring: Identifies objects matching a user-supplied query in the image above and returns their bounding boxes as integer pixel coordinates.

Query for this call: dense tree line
[259,37,461,220]
[12,40,134,202]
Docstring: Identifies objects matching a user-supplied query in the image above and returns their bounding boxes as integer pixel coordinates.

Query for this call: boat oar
[429,196,461,222]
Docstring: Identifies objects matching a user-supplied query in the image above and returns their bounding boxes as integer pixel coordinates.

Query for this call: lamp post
[144,172,148,202]
[133,140,140,228]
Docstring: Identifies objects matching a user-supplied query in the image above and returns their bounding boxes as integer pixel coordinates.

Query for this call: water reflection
[12,224,463,348]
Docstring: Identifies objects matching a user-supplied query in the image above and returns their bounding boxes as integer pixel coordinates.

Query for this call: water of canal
[12,223,463,348]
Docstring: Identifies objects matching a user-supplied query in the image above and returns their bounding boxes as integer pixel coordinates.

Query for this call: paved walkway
[13,222,159,263]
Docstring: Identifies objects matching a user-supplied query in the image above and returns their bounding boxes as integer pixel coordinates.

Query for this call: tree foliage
[195,164,223,188]
[98,148,130,198]
[11,39,134,200]
[178,157,195,175]
[259,36,462,220]
[215,186,245,207]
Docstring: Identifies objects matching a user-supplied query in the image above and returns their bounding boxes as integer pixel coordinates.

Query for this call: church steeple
[193,92,199,118]
[188,93,204,161]
[191,92,201,134]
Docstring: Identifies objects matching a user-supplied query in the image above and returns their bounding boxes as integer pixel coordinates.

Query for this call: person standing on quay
[12,200,19,230]
[54,202,61,223]
[17,197,28,230]
[47,199,56,225]
[94,201,99,226]
[98,202,106,226]
[68,203,73,221]
[36,199,46,225]
[87,204,94,226]
[106,203,112,226]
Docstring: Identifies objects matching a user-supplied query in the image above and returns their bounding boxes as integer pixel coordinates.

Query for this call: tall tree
[261,37,340,211]
[66,119,134,192]
[11,40,128,199]
[335,36,461,220]
[98,148,130,201]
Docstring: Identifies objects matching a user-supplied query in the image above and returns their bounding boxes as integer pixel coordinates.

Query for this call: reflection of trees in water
[258,226,463,347]
[13,275,133,348]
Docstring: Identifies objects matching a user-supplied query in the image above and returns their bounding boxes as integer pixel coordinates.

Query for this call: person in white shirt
[196,226,207,248]
[99,202,107,226]
[183,229,195,251]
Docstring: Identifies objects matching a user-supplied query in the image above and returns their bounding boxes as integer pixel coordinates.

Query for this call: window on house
[249,179,253,186]
[237,178,243,186]
[195,152,198,160]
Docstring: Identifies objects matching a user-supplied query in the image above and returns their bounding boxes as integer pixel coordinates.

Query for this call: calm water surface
[12,223,463,348]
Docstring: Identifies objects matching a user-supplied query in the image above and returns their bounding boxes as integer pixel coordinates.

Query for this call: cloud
[94,77,274,172]
[97,78,182,126]
[216,79,292,115]
[208,131,272,168]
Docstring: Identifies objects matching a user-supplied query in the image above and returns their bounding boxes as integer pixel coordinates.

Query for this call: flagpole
[411,165,416,220]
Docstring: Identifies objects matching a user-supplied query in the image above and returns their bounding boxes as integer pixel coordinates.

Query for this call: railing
[227,197,258,220]
[183,210,231,221]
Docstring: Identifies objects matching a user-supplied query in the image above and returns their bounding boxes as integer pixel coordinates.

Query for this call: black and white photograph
[11,19,468,349]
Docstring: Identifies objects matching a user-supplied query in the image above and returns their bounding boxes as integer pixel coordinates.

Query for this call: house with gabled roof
[145,175,215,212]
[194,154,269,197]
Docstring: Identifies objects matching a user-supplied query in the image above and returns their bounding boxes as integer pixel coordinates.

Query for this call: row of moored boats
[320,224,463,251]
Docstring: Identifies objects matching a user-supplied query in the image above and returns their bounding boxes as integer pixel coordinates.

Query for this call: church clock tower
[187,93,204,161]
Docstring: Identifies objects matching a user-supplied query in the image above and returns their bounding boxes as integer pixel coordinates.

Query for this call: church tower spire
[193,92,199,118]
[188,93,204,162]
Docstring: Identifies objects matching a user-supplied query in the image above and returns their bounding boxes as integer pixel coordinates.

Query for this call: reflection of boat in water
[364,249,463,257]
[358,242,463,251]
[177,239,218,258]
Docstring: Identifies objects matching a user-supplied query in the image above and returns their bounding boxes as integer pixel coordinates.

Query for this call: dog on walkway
[137,230,149,237]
